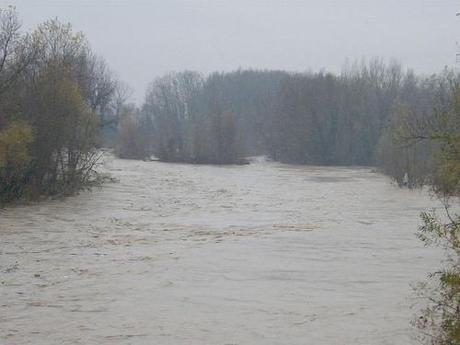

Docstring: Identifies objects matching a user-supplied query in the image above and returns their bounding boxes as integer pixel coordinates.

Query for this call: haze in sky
[3,0,460,103]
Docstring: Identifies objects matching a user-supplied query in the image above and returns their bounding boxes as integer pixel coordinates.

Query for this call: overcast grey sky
[2,0,459,102]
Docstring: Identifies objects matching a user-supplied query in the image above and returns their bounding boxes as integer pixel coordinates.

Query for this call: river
[0,156,443,344]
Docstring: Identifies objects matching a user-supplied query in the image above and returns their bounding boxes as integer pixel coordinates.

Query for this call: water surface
[0,157,442,344]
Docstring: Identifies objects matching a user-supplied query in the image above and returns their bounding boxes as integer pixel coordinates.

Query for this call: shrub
[0,121,33,203]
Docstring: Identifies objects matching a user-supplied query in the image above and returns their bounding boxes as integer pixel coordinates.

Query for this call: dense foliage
[0,8,120,204]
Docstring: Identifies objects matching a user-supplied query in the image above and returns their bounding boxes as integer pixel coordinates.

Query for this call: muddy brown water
[0,156,443,344]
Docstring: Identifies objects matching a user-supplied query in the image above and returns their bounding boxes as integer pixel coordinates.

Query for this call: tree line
[1,7,456,202]
[116,60,456,178]
[1,8,452,193]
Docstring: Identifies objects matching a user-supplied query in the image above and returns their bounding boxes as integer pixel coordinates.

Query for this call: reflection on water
[0,156,443,344]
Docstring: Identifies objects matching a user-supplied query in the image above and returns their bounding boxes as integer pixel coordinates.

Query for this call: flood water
[0,156,443,344]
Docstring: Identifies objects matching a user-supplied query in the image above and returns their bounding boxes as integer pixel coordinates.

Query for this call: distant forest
[1,7,459,204]
[118,62,459,188]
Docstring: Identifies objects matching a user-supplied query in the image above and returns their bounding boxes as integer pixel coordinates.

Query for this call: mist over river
[0,156,443,345]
